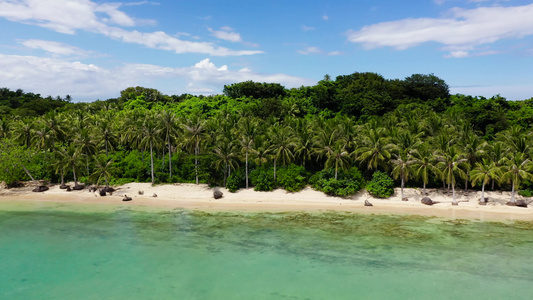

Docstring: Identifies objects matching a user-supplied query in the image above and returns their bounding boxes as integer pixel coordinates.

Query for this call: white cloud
[208,27,242,43]
[0,54,313,100]
[21,39,92,57]
[0,0,262,56]
[327,51,343,56]
[297,46,322,55]
[347,3,533,56]
[322,15,329,21]
[302,25,315,31]
[446,50,469,58]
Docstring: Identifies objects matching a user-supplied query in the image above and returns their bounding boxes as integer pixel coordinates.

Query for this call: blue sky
[1,0,533,101]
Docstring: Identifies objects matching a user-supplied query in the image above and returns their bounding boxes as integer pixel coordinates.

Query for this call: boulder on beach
[122,195,132,201]
[99,189,106,196]
[73,184,85,191]
[402,197,408,201]
[364,200,373,207]
[32,186,49,192]
[213,189,223,199]
[59,184,69,190]
[516,200,528,208]
[421,197,434,206]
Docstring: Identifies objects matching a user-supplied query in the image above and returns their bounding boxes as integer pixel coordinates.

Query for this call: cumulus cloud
[0,54,313,100]
[0,0,262,56]
[347,3,533,57]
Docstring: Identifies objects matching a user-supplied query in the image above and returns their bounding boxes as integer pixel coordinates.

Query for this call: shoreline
[1,182,532,222]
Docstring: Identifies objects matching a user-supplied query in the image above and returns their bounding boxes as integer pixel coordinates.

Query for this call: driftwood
[123,195,132,201]
[103,187,116,193]
[89,186,97,193]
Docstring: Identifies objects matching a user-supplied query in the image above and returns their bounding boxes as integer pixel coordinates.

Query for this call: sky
[1,0,533,102]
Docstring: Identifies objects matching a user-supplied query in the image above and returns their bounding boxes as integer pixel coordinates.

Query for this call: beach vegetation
[1,73,533,203]
[366,171,394,198]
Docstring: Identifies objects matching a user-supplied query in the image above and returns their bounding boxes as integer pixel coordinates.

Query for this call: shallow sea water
[1,204,533,299]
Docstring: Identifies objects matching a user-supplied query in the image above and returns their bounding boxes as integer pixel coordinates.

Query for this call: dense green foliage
[366,171,395,198]
[311,167,365,197]
[1,71,533,203]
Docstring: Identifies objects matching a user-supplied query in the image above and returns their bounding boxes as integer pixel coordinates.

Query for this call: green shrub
[519,189,533,197]
[311,167,365,197]
[251,167,275,191]
[277,164,308,192]
[366,171,394,198]
[226,170,245,192]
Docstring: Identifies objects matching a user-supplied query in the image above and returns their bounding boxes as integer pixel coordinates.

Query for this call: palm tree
[470,159,501,203]
[436,146,468,205]
[52,145,69,187]
[461,131,484,192]
[95,119,117,157]
[73,128,97,176]
[323,142,351,180]
[268,124,296,183]
[356,127,394,171]
[58,144,84,187]
[391,153,416,199]
[501,153,533,204]
[91,155,116,189]
[140,114,163,185]
[212,138,239,187]
[181,113,207,184]
[32,124,54,152]
[237,116,257,189]
[411,143,436,195]
[159,110,179,180]
[484,141,508,190]
[12,120,34,148]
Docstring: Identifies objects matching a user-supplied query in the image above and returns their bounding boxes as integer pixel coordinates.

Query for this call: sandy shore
[1,182,532,222]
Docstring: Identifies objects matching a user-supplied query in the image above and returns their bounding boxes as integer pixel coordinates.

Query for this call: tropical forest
[2,72,533,204]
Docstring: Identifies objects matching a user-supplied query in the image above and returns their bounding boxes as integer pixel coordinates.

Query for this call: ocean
[1,202,533,299]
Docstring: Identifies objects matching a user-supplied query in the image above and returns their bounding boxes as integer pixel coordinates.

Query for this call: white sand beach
[1,182,532,222]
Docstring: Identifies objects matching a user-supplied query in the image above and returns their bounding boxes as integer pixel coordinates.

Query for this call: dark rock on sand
[364,200,373,207]
[421,197,434,206]
[213,189,223,199]
[402,197,409,201]
[123,195,132,201]
[99,189,106,196]
[516,200,528,208]
[73,184,85,191]
[32,186,49,192]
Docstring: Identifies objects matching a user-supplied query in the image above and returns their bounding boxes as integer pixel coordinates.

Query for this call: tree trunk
[245,150,249,189]
[452,182,457,205]
[423,181,426,195]
[86,155,90,175]
[335,160,338,180]
[510,182,516,203]
[401,175,405,199]
[480,181,486,203]
[21,165,37,187]
[273,158,277,183]
[195,144,199,185]
[168,138,172,180]
[73,166,78,187]
[60,169,65,186]
[150,141,154,185]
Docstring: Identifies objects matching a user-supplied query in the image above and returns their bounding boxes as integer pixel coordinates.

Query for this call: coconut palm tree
[140,114,163,185]
[436,146,468,205]
[461,132,484,192]
[356,127,394,172]
[323,142,351,180]
[181,113,207,184]
[501,153,533,204]
[212,138,239,187]
[470,159,501,203]
[73,128,97,176]
[483,141,508,190]
[58,144,85,187]
[159,110,179,179]
[268,123,296,183]
[411,142,437,195]
[391,152,416,199]
[236,116,257,188]
[12,120,34,148]
[95,118,117,157]
[91,155,116,189]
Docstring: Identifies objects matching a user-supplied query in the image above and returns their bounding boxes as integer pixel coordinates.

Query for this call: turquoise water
[1,205,533,299]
